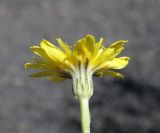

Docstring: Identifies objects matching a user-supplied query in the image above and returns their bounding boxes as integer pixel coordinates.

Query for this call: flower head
[25,34,130,99]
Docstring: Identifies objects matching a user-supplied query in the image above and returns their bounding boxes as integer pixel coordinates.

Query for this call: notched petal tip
[120,40,128,46]
[40,39,56,48]
[86,34,94,37]
[85,34,96,43]
[121,57,130,65]
[119,56,130,61]
[121,40,128,43]
[24,63,30,69]
[117,40,128,45]
[116,73,124,79]
[30,46,40,50]
[85,34,95,41]
[124,57,130,61]
[94,70,125,79]
[41,39,48,42]
[99,37,104,42]
[56,38,62,41]
[56,38,72,55]
[109,40,128,49]
[40,39,47,45]
[127,56,130,60]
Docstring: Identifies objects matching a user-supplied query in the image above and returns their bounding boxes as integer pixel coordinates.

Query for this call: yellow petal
[94,70,124,78]
[93,37,103,56]
[105,57,130,69]
[40,40,66,62]
[32,57,51,65]
[29,70,67,78]
[56,38,72,56]
[101,40,128,61]
[40,39,57,48]
[49,76,67,82]
[108,40,128,58]
[30,46,58,63]
[24,63,54,70]
[90,47,113,70]
[29,71,56,77]
[109,40,128,49]
[101,48,115,60]
[73,34,95,59]
[84,34,95,54]
[30,46,47,58]
[73,38,85,56]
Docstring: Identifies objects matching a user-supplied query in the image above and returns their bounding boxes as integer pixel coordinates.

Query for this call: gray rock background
[0,0,160,133]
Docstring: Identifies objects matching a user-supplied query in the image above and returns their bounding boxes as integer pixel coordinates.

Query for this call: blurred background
[0,0,160,133]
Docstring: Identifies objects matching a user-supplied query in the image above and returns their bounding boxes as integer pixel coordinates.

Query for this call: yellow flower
[24,34,129,99]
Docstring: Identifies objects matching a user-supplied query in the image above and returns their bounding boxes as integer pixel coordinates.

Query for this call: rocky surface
[0,0,160,133]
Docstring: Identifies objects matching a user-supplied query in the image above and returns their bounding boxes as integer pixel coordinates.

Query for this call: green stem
[80,98,90,133]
